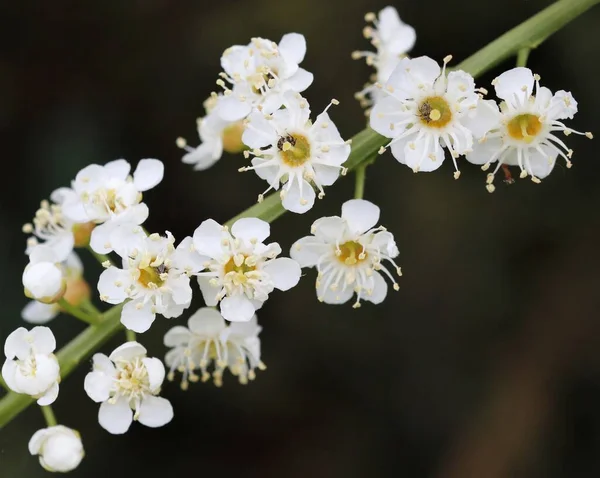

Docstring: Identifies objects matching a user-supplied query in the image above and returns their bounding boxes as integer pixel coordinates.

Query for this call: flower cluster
[4,4,593,473]
[178,33,352,214]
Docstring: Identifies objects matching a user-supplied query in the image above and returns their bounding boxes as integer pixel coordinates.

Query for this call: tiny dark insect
[156,264,168,274]
[277,135,296,151]
[418,102,433,122]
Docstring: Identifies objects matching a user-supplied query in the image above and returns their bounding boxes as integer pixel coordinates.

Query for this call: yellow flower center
[138,265,166,288]
[224,256,256,275]
[506,113,543,143]
[337,241,368,266]
[221,122,247,154]
[278,134,311,167]
[417,96,452,128]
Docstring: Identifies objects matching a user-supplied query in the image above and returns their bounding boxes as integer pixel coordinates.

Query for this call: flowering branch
[225,0,598,228]
[0,0,597,467]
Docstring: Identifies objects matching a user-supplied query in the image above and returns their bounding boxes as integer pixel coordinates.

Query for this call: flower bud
[29,426,84,473]
[23,262,66,304]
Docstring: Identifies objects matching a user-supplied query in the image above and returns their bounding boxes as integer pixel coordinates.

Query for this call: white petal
[61,198,90,223]
[104,159,131,180]
[549,90,578,120]
[30,327,56,354]
[461,99,501,138]
[525,145,557,179]
[262,258,301,291]
[133,159,164,191]
[366,271,388,304]
[36,381,59,406]
[342,199,380,235]
[241,111,277,149]
[311,216,346,243]
[28,427,51,455]
[84,370,113,403]
[284,68,313,92]
[109,341,147,361]
[168,274,192,305]
[21,300,59,324]
[98,398,133,435]
[220,295,256,322]
[216,95,252,122]
[97,267,132,305]
[4,327,31,360]
[465,138,504,165]
[170,236,208,274]
[231,218,270,245]
[1,360,18,392]
[493,67,534,107]
[192,219,228,259]
[120,300,155,333]
[369,96,404,138]
[197,276,221,306]
[188,307,226,336]
[91,353,116,374]
[278,32,306,65]
[163,326,191,347]
[182,140,223,171]
[290,236,327,268]
[446,70,477,107]
[142,357,165,392]
[137,396,173,428]
[317,280,354,304]
[282,179,315,214]
[402,135,445,172]
[226,315,261,339]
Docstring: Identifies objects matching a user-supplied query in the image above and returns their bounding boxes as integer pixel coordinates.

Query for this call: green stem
[41,405,57,427]
[87,245,113,267]
[58,298,100,325]
[126,329,136,342]
[0,305,123,429]
[354,165,367,199]
[225,0,598,228]
[80,298,101,316]
[0,375,8,392]
[455,0,599,77]
[516,47,531,67]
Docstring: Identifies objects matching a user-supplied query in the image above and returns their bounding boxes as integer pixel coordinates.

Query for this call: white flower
[370,56,480,177]
[29,425,84,473]
[241,92,351,213]
[215,33,314,121]
[177,94,247,171]
[22,252,89,324]
[22,245,66,304]
[84,342,173,434]
[464,67,593,191]
[192,217,301,322]
[353,7,416,108]
[1,326,60,405]
[164,307,265,388]
[97,232,196,333]
[291,199,401,307]
[58,158,163,253]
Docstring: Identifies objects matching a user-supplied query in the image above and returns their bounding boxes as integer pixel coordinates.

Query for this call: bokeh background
[1,0,600,476]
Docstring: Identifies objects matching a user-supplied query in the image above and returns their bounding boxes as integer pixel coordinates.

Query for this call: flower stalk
[41,405,57,427]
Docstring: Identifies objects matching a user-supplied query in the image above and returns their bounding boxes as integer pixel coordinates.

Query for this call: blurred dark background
[1,0,600,477]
